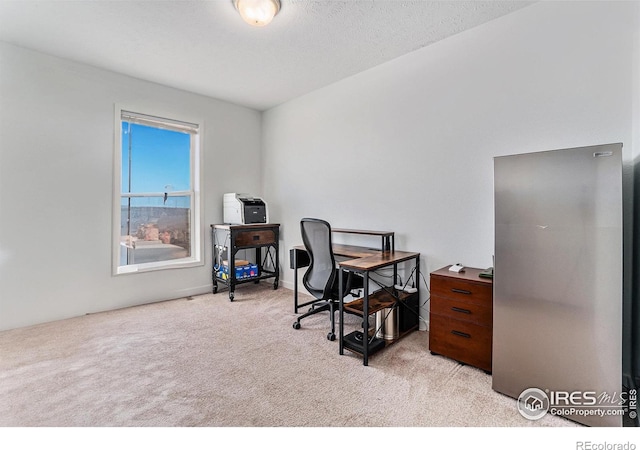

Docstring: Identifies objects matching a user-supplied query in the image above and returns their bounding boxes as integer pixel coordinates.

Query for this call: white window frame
[112,105,203,275]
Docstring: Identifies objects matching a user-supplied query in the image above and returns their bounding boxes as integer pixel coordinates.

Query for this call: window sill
[115,257,203,275]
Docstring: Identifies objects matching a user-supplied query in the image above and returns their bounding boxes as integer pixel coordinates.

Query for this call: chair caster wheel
[293,322,301,330]
[327,332,336,341]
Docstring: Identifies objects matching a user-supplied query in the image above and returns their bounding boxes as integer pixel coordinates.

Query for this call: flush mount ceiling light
[234,0,281,27]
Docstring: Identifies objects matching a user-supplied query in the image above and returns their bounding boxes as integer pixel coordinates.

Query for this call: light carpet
[0,283,577,427]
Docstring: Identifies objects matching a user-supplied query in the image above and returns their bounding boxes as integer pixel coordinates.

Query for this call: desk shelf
[343,288,415,316]
[338,250,421,366]
[342,289,419,356]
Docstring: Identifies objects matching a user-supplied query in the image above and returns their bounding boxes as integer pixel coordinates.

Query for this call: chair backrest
[300,218,336,300]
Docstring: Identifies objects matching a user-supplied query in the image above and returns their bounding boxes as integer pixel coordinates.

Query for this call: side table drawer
[429,313,492,372]
[431,275,492,306]
[234,230,276,247]
[430,295,492,326]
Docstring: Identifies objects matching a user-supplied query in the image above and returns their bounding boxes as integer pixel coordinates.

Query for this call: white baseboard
[173,284,214,297]
[279,280,295,291]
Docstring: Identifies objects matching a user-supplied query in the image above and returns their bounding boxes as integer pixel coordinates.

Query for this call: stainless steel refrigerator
[492,143,626,427]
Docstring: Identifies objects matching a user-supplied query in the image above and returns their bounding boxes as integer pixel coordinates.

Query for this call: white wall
[2,1,638,332]
[262,1,640,329]
[0,42,263,331]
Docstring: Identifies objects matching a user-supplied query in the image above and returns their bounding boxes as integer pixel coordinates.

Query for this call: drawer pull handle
[451,288,472,295]
[451,307,471,314]
[451,330,471,339]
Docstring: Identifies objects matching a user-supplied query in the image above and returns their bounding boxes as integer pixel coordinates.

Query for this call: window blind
[121,110,199,135]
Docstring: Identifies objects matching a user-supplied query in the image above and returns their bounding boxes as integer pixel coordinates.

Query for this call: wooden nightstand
[429,266,493,373]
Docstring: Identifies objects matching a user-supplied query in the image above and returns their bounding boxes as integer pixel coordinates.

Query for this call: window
[114,108,201,274]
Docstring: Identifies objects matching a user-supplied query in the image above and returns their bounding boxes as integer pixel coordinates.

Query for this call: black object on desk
[479,267,494,279]
[343,330,385,355]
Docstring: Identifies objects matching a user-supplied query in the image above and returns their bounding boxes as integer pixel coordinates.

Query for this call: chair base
[292,299,338,341]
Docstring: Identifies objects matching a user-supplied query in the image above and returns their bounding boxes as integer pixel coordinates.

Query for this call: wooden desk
[290,226,419,366]
[339,250,418,272]
[292,243,378,259]
[338,250,420,366]
[289,227,393,314]
[290,243,380,314]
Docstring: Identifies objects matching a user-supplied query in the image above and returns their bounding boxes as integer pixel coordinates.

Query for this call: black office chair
[293,218,363,341]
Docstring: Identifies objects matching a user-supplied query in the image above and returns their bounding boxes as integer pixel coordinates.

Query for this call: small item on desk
[394,284,417,293]
[343,330,385,355]
[479,267,494,279]
[449,264,465,273]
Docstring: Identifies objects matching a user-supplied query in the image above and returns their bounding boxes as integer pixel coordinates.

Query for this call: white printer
[223,193,269,224]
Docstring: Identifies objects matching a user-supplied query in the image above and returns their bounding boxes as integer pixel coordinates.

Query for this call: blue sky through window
[121,122,191,194]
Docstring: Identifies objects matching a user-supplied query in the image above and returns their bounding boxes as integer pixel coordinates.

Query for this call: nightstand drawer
[429,313,492,372]
[431,275,492,306]
[430,295,492,326]
[234,230,276,247]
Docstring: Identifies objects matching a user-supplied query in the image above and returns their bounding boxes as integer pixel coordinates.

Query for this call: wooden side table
[211,223,280,301]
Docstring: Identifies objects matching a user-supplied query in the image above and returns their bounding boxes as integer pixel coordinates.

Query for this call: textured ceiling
[0,0,535,111]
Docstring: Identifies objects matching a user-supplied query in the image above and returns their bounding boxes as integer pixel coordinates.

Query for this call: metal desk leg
[393,263,398,289]
[339,268,344,356]
[273,244,279,289]
[211,226,218,294]
[416,256,420,293]
[274,229,280,289]
[293,250,299,313]
[363,271,369,366]
[255,247,262,284]
[229,250,236,301]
